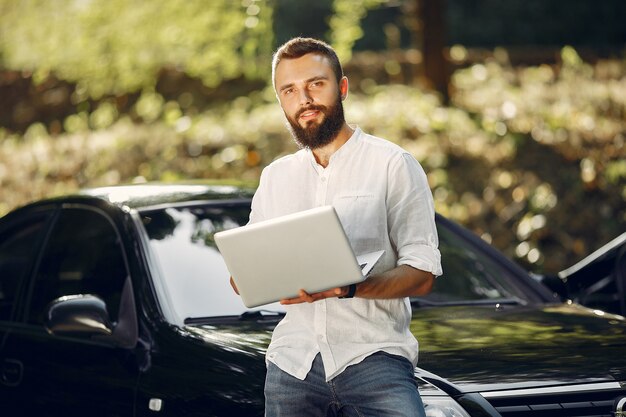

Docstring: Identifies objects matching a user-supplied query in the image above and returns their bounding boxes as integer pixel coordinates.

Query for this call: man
[233,37,442,417]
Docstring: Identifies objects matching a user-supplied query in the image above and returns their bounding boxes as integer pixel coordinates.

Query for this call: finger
[300,289,315,303]
[280,290,312,305]
[229,277,240,295]
[279,295,304,304]
[315,287,343,299]
[280,297,303,305]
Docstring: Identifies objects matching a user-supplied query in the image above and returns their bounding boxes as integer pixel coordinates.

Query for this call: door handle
[1,358,23,386]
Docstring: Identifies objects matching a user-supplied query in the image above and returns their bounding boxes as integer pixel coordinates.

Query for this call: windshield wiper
[240,310,286,320]
[185,310,285,325]
[410,297,523,308]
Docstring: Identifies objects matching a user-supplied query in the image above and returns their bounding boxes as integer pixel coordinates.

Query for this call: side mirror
[44,294,114,338]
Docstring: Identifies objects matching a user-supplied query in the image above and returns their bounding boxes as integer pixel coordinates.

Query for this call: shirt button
[320,177,327,182]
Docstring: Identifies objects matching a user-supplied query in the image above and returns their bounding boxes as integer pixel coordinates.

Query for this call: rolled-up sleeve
[387,153,442,276]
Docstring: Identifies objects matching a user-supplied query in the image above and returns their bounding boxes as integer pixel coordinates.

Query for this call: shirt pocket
[332,193,385,253]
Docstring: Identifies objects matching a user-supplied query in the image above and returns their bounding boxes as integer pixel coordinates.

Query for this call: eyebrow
[278,75,329,93]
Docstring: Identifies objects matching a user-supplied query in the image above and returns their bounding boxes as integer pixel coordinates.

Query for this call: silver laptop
[214,206,384,308]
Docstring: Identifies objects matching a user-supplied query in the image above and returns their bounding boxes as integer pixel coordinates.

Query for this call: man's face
[274,53,347,149]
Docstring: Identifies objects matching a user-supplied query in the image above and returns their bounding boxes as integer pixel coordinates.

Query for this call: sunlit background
[0,0,624,275]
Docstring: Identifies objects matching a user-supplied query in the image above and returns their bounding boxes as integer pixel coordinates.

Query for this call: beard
[285,95,345,150]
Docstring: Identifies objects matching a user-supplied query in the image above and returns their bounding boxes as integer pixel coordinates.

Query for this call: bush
[0,48,624,274]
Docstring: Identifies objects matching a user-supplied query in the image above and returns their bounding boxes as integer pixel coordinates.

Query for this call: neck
[311,123,354,168]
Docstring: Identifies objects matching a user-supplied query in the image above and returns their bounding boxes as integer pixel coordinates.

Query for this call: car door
[0,204,139,416]
[0,207,53,396]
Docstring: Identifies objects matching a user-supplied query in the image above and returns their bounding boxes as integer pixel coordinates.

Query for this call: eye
[282,87,294,96]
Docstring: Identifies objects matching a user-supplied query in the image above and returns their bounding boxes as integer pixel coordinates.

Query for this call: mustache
[296,105,327,119]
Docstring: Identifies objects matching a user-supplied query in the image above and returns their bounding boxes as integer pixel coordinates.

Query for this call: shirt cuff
[398,243,443,277]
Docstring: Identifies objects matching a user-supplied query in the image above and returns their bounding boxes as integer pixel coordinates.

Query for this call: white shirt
[250,127,442,381]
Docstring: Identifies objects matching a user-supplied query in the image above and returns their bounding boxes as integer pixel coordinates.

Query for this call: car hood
[187,303,626,394]
[412,303,626,393]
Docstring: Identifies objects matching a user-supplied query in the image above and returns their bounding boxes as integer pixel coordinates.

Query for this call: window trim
[21,203,133,328]
[0,205,58,323]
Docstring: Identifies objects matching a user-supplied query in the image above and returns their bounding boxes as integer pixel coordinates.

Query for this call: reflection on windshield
[141,202,533,322]
[415,224,528,306]
[140,203,283,323]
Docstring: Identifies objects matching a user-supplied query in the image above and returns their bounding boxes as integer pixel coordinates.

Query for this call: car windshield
[139,202,540,325]
[139,201,284,325]
[415,223,531,307]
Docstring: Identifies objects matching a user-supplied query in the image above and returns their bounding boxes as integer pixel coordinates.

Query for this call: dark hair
[272,37,344,87]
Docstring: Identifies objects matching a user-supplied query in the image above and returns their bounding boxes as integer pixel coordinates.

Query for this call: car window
[569,247,626,315]
[420,222,529,304]
[27,207,129,325]
[0,213,51,321]
[141,202,538,322]
[140,202,281,323]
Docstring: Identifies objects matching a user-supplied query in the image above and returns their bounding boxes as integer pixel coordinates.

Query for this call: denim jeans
[264,352,426,417]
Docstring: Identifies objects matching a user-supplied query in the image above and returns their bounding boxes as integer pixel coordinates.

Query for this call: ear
[339,76,349,100]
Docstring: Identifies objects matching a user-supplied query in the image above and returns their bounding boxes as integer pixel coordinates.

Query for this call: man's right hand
[280,286,348,305]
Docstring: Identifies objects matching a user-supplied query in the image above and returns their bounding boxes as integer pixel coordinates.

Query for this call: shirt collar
[305,126,362,169]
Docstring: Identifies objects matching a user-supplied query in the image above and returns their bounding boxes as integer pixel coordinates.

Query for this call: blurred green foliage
[0,0,624,276]
[0,0,273,98]
[1,46,624,274]
[329,0,388,61]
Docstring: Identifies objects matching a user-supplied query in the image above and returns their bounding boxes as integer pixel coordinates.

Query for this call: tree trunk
[418,0,450,102]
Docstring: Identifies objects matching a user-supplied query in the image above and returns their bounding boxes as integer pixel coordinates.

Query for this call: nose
[298,88,313,106]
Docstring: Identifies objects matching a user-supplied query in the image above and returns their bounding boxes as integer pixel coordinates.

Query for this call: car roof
[77,181,256,209]
[1,182,256,220]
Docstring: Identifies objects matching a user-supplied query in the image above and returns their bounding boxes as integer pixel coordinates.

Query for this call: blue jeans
[264,352,426,417]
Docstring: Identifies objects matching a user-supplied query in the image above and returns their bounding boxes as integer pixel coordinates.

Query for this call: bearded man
[233,37,442,417]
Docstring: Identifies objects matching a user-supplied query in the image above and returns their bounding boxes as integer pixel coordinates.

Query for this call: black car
[536,232,626,317]
[1,182,625,417]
